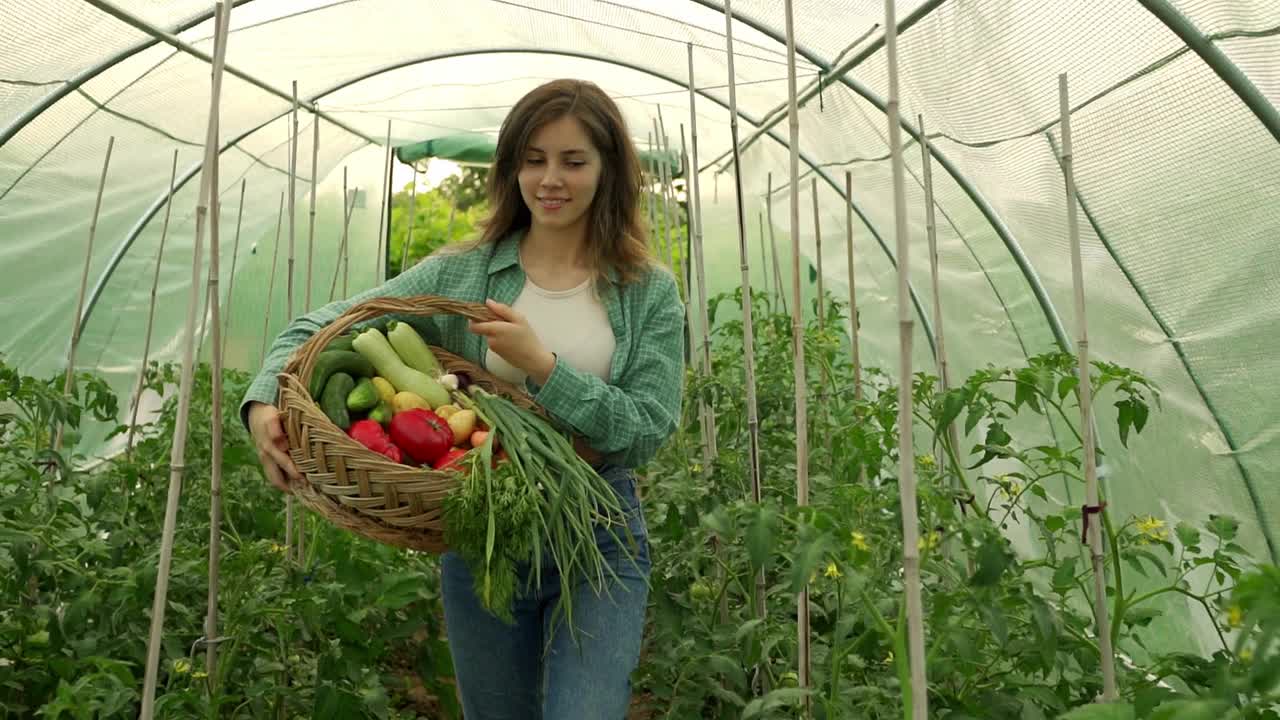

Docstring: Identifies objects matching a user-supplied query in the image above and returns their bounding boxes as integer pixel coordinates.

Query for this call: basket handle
[286,295,498,388]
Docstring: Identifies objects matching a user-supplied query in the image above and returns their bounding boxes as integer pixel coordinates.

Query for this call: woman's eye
[525,157,544,166]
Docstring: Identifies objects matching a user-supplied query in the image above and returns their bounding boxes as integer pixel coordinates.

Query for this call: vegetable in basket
[351,327,450,408]
[389,408,453,465]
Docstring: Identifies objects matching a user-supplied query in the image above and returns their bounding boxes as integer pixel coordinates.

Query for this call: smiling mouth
[537,197,568,209]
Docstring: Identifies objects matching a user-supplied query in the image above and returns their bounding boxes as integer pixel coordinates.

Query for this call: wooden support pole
[219,179,247,371]
[766,172,787,315]
[918,116,962,486]
[375,120,391,285]
[686,43,718,464]
[1060,72,1119,702]
[204,40,228,677]
[306,102,320,308]
[884,0,928,715]
[139,3,230,716]
[329,168,356,303]
[126,148,177,458]
[54,136,114,456]
[782,1,812,705]
[260,192,285,367]
[844,171,863,405]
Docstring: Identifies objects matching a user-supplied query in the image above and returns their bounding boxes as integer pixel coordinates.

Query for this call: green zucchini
[351,327,450,408]
[388,321,443,377]
[320,372,356,429]
[308,350,375,399]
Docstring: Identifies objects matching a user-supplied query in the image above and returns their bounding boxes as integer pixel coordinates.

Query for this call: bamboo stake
[723,0,762,506]
[646,132,659,258]
[329,168,357,302]
[375,120,391,285]
[652,118,673,271]
[204,45,228,677]
[306,101,320,308]
[781,0,812,704]
[812,178,833,459]
[844,171,865,488]
[260,192,285,367]
[686,43,718,464]
[758,210,769,300]
[399,166,418,275]
[766,172,787,315]
[126,148,178,458]
[1060,73,1118,702]
[918,116,961,486]
[844,171,863,404]
[54,136,114,456]
[139,3,230,715]
[884,0,928,716]
[288,81,298,324]
[219,179,247,371]
[342,189,351,298]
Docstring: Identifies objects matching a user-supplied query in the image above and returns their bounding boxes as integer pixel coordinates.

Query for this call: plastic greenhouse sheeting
[2,0,1278,660]
[395,131,684,173]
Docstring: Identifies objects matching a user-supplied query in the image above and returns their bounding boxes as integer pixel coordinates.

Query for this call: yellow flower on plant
[917,454,936,471]
[192,671,209,680]
[883,651,894,666]
[918,530,941,552]
[999,477,1023,500]
[1239,647,1254,663]
[851,531,870,552]
[173,658,191,674]
[824,562,842,579]
[1135,516,1169,542]
[1227,605,1244,629]
[270,542,286,555]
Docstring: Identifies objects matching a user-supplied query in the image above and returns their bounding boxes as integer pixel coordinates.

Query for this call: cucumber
[320,372,356,429]
[326,333,356,353]
[346,377,379,412]
[308,350,375,399]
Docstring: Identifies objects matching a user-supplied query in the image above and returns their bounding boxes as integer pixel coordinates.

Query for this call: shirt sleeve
[526,271,685,468]
[238,257,444,430]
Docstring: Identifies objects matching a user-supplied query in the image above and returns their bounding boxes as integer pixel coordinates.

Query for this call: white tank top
[484,275,616,386]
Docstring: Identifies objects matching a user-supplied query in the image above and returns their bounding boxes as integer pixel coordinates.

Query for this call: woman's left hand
[468,299,556,384]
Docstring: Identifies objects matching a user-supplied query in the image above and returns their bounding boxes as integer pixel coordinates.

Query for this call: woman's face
[518,114,603,236]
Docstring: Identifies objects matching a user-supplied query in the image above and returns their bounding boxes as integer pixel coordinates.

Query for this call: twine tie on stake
[1081,502,1108,543]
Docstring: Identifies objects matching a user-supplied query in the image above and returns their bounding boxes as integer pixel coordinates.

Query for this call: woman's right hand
[248,401,303,493]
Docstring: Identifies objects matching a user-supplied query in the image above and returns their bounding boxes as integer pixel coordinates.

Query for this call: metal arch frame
[0,0,373,151]
[689,0,1073,352]
[1137,0,1280,145]
[80,46,938,361]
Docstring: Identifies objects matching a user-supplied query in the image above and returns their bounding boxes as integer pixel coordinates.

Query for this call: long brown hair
[469,79,653,284]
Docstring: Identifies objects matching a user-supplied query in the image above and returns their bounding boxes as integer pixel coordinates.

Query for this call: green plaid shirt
[240,229,686,468]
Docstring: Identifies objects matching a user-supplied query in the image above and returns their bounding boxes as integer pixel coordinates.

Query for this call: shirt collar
[486,226,621,284]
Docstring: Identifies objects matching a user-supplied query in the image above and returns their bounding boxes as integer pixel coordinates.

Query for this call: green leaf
[741,688,811,719]
[1148,699,1231,720]
[970,539,1010,587]
[1052,556,1078,593]
[1206,514,1239,542]
[939,388,966,430]
[979,601,1009,648]
[746,507,776,572]
[1132,400,1149,434]
[1116,399,1134,447]
[1056,703,1134,720]
[704,654,749,693]
[1174,522,1201,549]
[700,507,734,539]
[1058,375,1079,401]
[1045,515,1066,533]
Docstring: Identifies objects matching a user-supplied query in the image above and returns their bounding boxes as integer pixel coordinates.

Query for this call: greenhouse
[2,0,1278,717]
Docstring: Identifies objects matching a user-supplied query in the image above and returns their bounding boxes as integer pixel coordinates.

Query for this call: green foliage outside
[386,166,489,279]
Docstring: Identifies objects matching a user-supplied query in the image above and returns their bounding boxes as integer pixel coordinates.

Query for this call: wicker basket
[276,295,542,553]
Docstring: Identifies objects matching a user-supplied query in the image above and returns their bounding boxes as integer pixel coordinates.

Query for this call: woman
[241,79,685,718]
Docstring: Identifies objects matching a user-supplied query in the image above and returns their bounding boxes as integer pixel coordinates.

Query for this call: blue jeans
[440,464,651,719]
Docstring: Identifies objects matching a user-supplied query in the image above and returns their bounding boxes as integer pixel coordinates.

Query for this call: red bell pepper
[432,447,469,471]
[389,408,453,465]
[347,419,405,463]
